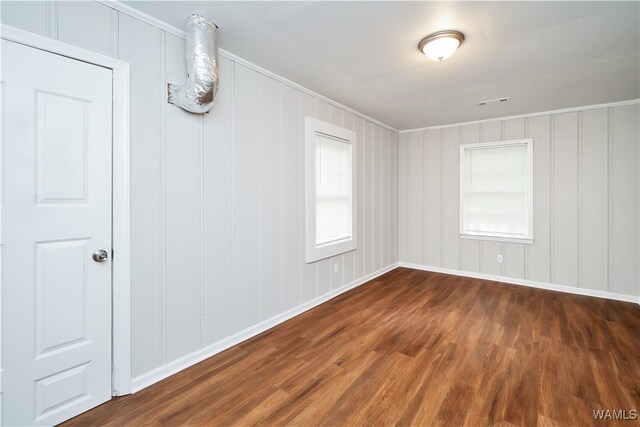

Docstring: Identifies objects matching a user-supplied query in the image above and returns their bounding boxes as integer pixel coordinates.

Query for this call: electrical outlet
[496,254,503,264]
[334,263,340,274]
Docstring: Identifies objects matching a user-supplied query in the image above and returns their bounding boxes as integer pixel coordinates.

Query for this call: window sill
[459,234,533,245]
[306,239,356,263]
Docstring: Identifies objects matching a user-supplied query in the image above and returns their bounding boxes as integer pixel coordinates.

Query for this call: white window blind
[315,134,352,246]
[460,140,533,242]
[305,117,357,263]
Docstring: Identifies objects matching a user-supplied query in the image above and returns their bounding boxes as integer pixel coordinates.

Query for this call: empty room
[1,1,639,425]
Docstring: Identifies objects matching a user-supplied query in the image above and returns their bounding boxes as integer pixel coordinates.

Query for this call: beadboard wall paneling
[552,112,579,287]
[1,0,49,37]
[526,115,552,283]
[364,121,375,274]
[581,109,608,292]
[57,0,114,56]
[390,131,399,265]
[280,84,302,312]
[442,127,461,270]
[373,126,382,272]
[354,117,366,280]
[0,0,399,382]
[299,93,318,303]
[611,105,640,297]
[424,129,441,267]
[202,53,234,345]
[459,124,481,273]
[164,31,203,361]
[118,13,164,377]
[398,103,640,299]
[342,111,357,285]
[258,74,282,321]
[397,133,408,262]
[502,118,527,279]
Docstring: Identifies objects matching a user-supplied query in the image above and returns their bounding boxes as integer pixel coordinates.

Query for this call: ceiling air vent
[476,97,510,106]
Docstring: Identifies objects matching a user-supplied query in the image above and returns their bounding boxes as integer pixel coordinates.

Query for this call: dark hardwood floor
[65,267,640,426]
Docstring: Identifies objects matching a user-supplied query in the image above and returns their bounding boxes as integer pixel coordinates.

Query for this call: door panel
[2,40,113,426]
[35,238,90,356]
[34,362,92,422]
[36,91,91,203]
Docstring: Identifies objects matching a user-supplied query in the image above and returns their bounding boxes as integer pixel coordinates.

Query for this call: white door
[2,40,113,426]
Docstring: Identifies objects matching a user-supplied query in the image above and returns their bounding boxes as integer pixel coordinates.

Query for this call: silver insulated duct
[168,14,219,114]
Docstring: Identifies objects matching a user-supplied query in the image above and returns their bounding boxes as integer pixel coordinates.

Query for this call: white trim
[131,262,398,393]
[398,262,640,305]
[460,139,531,150]
[95,0,185,39]
[95,0,398,134]
[0,25,132,396]
[305,118,357,263]
[111,55,131,397]
[459,234,533,245]
[399,99,640,133]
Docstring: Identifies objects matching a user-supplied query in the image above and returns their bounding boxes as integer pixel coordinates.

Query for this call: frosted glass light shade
[418,30,465,62]
[422,37,461,61]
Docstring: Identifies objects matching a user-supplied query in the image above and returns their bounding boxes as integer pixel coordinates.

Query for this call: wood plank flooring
[65,268,640,426]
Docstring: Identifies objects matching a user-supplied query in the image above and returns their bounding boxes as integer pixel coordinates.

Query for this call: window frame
[459,138,534,244]
[305,117,357,263]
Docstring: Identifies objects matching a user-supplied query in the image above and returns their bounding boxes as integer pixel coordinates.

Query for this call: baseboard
[130,263,399,393]
[398,262,640,305]
[131,261,636,392]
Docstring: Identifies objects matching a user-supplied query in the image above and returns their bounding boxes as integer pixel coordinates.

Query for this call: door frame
[1,24,132,395]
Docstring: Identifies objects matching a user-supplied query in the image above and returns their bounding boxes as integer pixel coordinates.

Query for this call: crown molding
[399,99,640,134]
[96,0,185,38]
[94,1,640,134]
[95,0,399,133]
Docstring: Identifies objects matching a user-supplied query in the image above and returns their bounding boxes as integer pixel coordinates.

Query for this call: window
[460,139,533,244]
[305,117,357,263]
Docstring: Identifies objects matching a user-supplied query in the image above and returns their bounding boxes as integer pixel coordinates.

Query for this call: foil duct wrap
[168,14,219,114]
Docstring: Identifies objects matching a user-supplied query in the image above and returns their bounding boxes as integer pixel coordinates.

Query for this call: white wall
[1,0,399,386]
[398,103,640,300]
[4,0,637,397]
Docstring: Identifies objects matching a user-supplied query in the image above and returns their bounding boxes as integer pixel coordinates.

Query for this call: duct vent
[477,97,510,106]
[168,14,219,114]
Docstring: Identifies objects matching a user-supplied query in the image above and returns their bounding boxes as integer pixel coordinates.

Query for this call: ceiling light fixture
[418,30,465,62]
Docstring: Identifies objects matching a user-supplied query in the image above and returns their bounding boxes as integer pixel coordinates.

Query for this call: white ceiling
[124,1,640,130]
